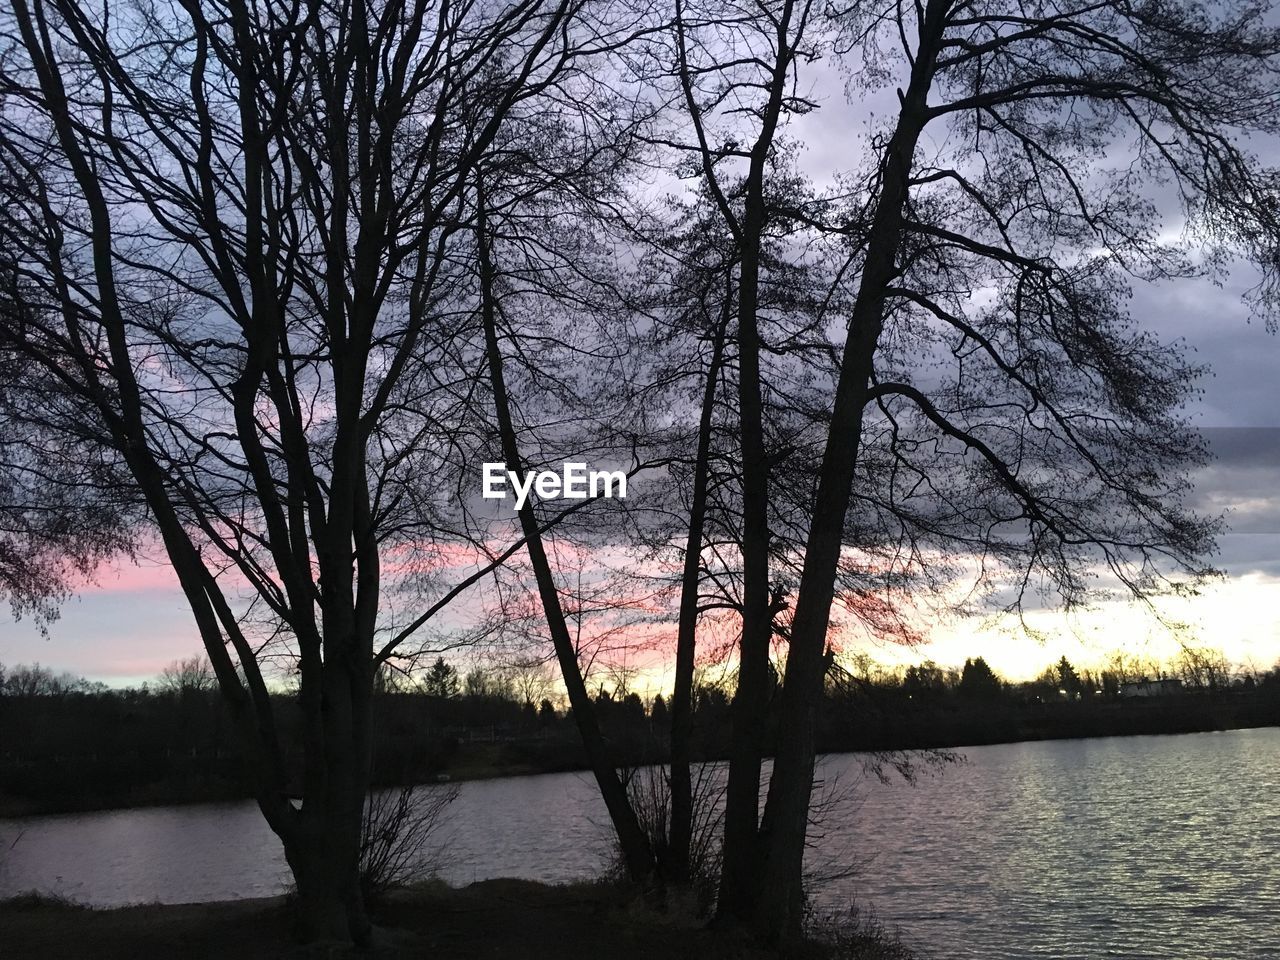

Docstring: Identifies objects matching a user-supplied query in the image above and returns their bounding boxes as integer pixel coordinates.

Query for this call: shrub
[359,782,459,902]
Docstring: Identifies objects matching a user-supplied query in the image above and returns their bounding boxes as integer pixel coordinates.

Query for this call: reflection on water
[814,728,1280,958]
[3,728,1278,958]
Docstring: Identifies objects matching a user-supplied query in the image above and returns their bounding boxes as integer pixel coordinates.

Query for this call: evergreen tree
[424,658,459,700]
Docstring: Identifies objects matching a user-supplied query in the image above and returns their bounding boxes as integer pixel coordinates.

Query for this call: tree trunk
[476,192,653,882]
[285,818,368,944]
[752,4,945,940]
[286,835,361,943]
[717,203,773,923]
[293,665,372,943]
[667,308,728,882]
[286,654,373,944]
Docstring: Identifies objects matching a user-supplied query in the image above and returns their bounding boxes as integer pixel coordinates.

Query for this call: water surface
[3,728,1277,958]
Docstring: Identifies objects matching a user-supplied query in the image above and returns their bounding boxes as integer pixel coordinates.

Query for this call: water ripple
[1,728,1276,958]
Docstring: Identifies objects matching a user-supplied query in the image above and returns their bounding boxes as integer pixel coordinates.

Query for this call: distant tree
[651,694,670,726]
[694,682,730,715]
[156,656,216,696]
[1104,651,1168,686]
[1100,671,1122,701]
[423,658,459,700]
[505,658,554,708]
[604,661,641,700]
[1,662,87,697]
[463,667,513,702]
[1056,658,1083,700]
[903,662,949,701]
[538,699,557,726]
[464,668,491,700]
[1175,646,1231,691]
[1078,670,1104,698]
[958,658,1003,701]
[622,692,647,725]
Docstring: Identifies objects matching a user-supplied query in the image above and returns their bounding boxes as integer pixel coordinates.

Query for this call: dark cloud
[1130,273,1280,427]
[1194,428,1280,538]
[1212,534,1280,577]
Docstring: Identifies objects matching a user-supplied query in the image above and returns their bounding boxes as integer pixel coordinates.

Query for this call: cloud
[78,560,181,595]
[2,586,202,684]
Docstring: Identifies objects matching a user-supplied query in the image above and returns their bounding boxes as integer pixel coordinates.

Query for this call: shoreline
[3,717,1276,821]
[0,879,912,960]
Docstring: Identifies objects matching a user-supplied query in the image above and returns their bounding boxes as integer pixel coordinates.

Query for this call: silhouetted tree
[156,656,217,697]
[752,0,1280,940]
[0,0,625,943]
[959,658,1003,701]
[651,694,669,726]
[423,659,459,701]
[538,698,557,726]
[1,662,88,697]
[661,0,828,919]
[903,661,949,701]
[1176,646,1231,691]
[474,184,655,881]
[1056,658,1083,700]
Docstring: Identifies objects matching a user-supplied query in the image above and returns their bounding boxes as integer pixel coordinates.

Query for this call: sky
[6,290,1280,692]
[6,40,1280,691]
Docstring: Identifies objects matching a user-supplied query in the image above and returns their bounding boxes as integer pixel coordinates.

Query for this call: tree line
[5,645,1279,819]
[1,0,1279,946]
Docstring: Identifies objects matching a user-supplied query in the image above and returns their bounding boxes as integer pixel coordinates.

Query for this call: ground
[0,879,913,959]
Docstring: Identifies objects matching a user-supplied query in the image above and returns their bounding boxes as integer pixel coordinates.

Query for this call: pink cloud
[81,560,182,595]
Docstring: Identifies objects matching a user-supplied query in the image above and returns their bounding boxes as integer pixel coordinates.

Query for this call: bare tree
[656,0,829,917]
[623,187,741,884]
[0,0,624,942]
[1175,646,1231,691]
[155,655,217,696]
[752,0,1280,940]
[505,656,555,706]
[4,0,1276,946]
[0,661,91,697]
[474,180,656,881]
[0,244,134,631]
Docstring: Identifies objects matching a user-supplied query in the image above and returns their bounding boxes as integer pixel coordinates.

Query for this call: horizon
[8,557,1280,691]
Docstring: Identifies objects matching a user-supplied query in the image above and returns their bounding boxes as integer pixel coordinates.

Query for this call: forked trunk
[752,4,944,940]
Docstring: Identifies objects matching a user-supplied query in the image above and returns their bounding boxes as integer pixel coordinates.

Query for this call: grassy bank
[0,880,916,960]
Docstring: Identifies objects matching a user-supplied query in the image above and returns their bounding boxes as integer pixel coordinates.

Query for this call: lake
[3,728,1278,959]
